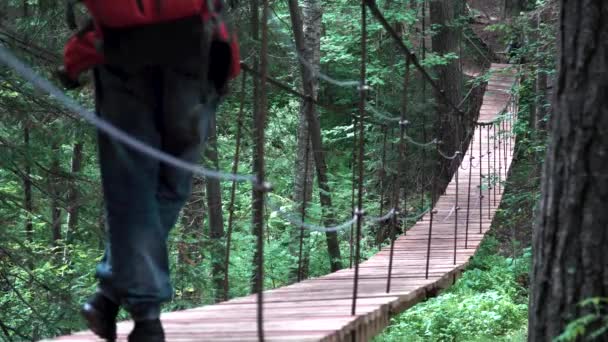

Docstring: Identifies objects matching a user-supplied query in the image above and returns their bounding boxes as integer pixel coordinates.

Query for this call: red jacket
[63,1,240,84]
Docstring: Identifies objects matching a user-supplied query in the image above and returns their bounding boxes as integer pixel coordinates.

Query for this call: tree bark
[288,0,342,273]
[205,114,225,303]
[529,0,608,340]
[430,0,464,197]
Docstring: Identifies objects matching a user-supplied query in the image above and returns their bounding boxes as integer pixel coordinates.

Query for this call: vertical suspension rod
[351,0,367,316]
[387,59,410,293]
[297,136,311,282]
[420,0,428,213]
[425,144,438,279]
[223,73,247,301]
[464,134,474,249]
[253,1,270,339]
[378,125,388,249]
[349,117,357,269]
[493,123,497,205]
[478,124,483,234]
[498,120,502,199]
[452,102,463,265]
[486,125,491,219]
[503,119,507,174]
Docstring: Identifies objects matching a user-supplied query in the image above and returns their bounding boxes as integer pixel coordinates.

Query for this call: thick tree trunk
[529,1,608,340]
[430,0,463,197]
[205,115,225,303]
[289,0,321,282]
[288,0,342,273]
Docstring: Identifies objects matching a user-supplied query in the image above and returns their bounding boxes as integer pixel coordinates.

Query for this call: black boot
[81,292,119,341]
[128,319,165,342]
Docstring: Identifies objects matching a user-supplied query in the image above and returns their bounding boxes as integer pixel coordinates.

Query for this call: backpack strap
[66,0,80,30]
[199,0,216,103]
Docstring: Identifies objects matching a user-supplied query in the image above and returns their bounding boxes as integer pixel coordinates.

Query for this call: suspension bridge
[0,0,520,340]
[42,62,517,341]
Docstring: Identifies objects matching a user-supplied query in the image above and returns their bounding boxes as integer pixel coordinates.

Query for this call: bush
[375,238,530,342]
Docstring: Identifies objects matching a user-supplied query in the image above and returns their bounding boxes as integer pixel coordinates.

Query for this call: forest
[0,0,606,341]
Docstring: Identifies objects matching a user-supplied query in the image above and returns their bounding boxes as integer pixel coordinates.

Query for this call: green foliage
[556,298,608,342]
[375,238,530,342]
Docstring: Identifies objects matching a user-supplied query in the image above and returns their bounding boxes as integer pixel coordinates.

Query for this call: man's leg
[93,65,171,319]
[156,62,218,238]
[124,60,218,342]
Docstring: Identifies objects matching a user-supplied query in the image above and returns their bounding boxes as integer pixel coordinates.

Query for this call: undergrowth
[374,237,530,342]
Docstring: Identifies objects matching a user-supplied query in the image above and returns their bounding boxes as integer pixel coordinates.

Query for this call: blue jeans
[93,62,217,319]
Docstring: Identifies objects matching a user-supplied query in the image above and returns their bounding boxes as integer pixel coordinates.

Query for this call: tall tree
[66,142,84,242]
[22,122,33,245]
[529,0,608,340]
[429,0,464,196]
[205,115,226,303]
[249,0,263,294]
[49,140,62,244]
[288,0,321,281]
[288,0,342,273]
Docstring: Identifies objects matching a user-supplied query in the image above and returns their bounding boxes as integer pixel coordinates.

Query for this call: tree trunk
[50,141,62,244]
[503,0,527,19]
[66,142,83,243]
[23,124,33,244]
[180,178,205,265]
[529,1,608,340]
[205,114,225,303]
[289,0,321,282]
[534,11,550,133]
[249,0,263,294]
[22,0,28,17]
[288,0,342,273]
[430,0,464,197]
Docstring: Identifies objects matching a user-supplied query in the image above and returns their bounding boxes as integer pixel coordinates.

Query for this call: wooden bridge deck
[47,64,517,342]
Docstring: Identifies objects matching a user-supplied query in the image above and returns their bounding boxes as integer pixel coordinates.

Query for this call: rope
[364,0,464,117]
[267,197,396,233]
[0,45,257,184]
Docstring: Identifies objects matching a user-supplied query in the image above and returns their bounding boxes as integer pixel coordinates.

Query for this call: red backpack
[67,0,240,86]
[81,0,217,28]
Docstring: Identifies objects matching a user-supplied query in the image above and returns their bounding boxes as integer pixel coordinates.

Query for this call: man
[58,1,240,341]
